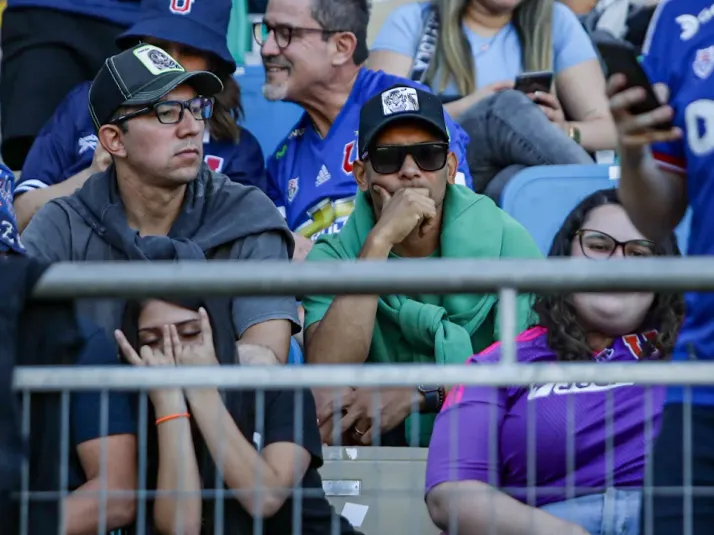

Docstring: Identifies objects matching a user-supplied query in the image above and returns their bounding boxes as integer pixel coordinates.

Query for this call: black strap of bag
[409,5,440,83]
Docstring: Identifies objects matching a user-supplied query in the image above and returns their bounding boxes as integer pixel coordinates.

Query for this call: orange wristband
[155,413,190,426]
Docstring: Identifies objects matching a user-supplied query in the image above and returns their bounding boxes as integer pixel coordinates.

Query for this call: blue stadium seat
[500,165,691,255]
[234,66,304,160]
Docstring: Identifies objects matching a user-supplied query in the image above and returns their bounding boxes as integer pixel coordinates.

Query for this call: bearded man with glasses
[302,85,542,448]
[254,0,474,264]
[21,44,300,365]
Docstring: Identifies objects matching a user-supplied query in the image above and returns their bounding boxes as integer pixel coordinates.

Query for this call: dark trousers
[641,403,714,534]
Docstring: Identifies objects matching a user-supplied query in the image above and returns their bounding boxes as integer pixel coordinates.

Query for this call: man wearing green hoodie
[302,85,542,447]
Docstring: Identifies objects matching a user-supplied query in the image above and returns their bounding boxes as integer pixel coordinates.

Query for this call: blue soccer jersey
[265,68,473,239]
[15,81,267,197]
[641,0,714,405]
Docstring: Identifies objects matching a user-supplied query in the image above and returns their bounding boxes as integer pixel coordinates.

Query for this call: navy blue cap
[116,0,235,78]
[0,165,25,255]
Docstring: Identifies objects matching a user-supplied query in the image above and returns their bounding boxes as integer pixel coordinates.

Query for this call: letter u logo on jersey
[170,0,195,15]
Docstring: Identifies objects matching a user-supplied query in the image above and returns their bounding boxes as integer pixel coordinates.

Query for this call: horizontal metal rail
[12,363,714,391]
[30,257,714,298]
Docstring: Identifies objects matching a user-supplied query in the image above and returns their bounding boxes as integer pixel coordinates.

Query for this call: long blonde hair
[425,0,554,96]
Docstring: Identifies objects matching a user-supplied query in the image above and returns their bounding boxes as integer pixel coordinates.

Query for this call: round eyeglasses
[575,229,656,259]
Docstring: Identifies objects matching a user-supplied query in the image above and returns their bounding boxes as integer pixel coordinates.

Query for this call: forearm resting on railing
[305,294,379,364]
[426,481,588,535]
[64,479,136,535]
[306,233,391,364]
[618,147,688,241]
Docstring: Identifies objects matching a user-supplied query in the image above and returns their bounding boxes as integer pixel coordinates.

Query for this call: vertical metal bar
[253,389,265,535]
[292,389,303,535]
[136,391,148,535]
[447,390,459,535]
[488,389,499,535]
[58,390,70,535]
[683,386,693,535]
[331,388,343,447]
[174,396,187,535]
[526,381,536,509]
[20,391,31,535]
[565,393,575,502]
[214,388,226,535]
[605,389,615,490]
[498,288,518,365]
[407,392,420,535]
[642,386,655,535]
[98,389,109,535]
[371,390,382,535]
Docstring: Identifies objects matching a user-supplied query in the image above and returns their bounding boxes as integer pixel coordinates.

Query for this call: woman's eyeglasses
[365,142,449,175]
[252,21,344,49]
[110,96,214,126]
[576,229,656,259]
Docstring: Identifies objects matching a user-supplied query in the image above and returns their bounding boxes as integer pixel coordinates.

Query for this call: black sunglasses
[575,229,656,259]
[110,96,214,126]
[252,21,345,49]
[365,142,449,175]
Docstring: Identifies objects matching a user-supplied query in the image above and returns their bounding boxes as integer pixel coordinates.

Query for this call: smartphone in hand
[597,40,672,129]
[514,71,554,94]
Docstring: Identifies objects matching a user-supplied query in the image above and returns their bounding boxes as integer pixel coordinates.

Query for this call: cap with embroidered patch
[358,85,449,159]
[0,165,24,255]
[88,43,223,129]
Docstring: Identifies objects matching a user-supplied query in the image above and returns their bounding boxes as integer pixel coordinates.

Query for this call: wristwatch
[417,385,445,413]
[567,123,581,145]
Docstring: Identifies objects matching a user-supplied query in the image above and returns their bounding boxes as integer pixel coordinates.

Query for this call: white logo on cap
[133,44,185,76]
[381,87,419,116]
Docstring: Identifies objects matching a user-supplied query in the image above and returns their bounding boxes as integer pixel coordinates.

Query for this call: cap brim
[123,70,223,107]
[360,113,449,158]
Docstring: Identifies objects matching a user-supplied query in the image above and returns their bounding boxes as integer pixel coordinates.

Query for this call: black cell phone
[596,40,672,128]
[514,71,554,94]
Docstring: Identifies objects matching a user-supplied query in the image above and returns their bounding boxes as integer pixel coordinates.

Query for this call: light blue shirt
[371,1,597,97]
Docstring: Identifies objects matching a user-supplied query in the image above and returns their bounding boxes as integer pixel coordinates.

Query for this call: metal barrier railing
[16,257,714,389]
[11,258,713,535]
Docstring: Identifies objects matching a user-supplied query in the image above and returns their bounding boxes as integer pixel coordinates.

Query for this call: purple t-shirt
[425,327,666,507]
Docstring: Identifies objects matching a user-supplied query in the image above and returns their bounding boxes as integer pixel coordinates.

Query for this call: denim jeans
[541,488,642,535]
[457,89,594,200]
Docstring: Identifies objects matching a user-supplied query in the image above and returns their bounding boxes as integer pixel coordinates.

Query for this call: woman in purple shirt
[425,188,683,535]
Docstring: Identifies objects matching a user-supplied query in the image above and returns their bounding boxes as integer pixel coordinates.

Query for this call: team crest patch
[287,177,299,203]
[133,45,184,76]
[381,87,419,116]
[693,46,714,79]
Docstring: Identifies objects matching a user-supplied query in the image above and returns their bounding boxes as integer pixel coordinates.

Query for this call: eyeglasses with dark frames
[252,21,346,49]
[110,96,215,126]
[575,229,656,260]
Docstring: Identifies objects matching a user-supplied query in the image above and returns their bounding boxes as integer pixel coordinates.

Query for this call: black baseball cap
[358,84,450,159]
[88,43,224,129]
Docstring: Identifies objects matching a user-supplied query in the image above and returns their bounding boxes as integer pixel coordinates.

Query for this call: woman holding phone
[368,0,617,199]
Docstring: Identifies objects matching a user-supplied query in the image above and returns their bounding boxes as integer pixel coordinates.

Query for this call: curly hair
[532,188,684,362]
